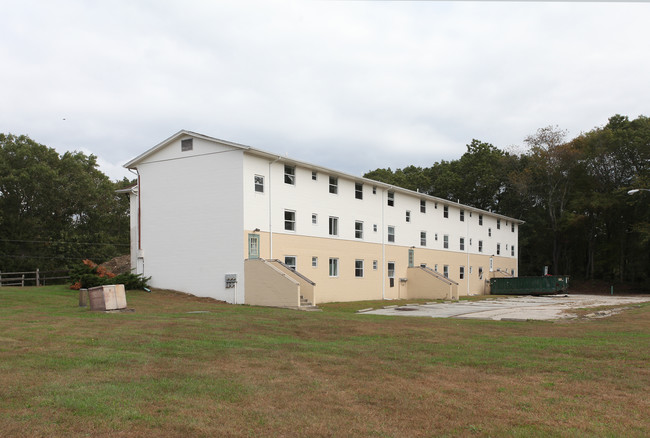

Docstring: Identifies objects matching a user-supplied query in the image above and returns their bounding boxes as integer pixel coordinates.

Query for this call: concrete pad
[361,294,650,321]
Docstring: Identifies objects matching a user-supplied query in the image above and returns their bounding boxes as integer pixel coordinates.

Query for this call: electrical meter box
[225,274,237,289]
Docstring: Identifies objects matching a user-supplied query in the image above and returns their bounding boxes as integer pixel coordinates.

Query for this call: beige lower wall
[244,231,518,304]
[244,259,300,307]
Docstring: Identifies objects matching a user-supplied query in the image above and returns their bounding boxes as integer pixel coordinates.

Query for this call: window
[373,186,377,195]
[312,171,317,181]
[443,234,449,249]
[434,264,438,272]
[355,183,363,200]
[459,266,465,280]
[435,233,438,241]
[312,213,317,225]
[373,260,378,270]
[355,221,364,239]
[254,175,264,193]
[497,243,501,255]
[408,249,414,268]
[435,202,438,209]
[443,205,449,218]
[460,237,465,251]
[181,138,193,151]
[312,256,318,268]
[329,216,338,236]
[284,165,295,185]
[373,224,378,232]
[497,219,501,229]
[387,191,394,206]
[284,256,296,270]
[488,228,492,237]
[387,262,395,278]
[284,210,296,231]
[512,223,515,232]
[388,226,395,243]
[478,240,483,253]
[460,209,465,222]
[329,176,338,194]
[329,258,339,277]
[511,245,515,257]
[405,210,411,223]
[420,231,427,246]
[478,267,483,279]
[420,200,426,213]
[443,265,449,278]
[479,214,483,226]
[355,260,364,278]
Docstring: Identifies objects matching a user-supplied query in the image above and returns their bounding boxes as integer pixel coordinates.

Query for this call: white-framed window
[312,213,317,225]
[444,205,449,218]
[497,219,501,229]
[181,138,193,151]
[355,259,364,278]
[512,223,515,232]
[387,262,395,278]
[434,264,438,272]
[284,256,296,270]
[284,210,296,231]
[254,175,264,193]
[355,221,364,239]
[443,265,449,278]
[329,258,339,277]
[420,200,426,213]
[478,267,483,279]
[405,210,411,223]
[460,237,465,251]
[511,246,515,257]
[373,186,377,195]
[488,228,492,237]
[387,191,394,206]
[497,243,501,255]
[478,240,483,253]
[312,171,317,181]
[459,266,465,280]
[355,183,363,200]
[443,234,449,249]
[373,224,378,232]
[329,216,339,236]
[284,165,295,185]
[479,214,483,225]
[435,233,438,241]
[312,256,318,268]
[373,260,378,270]
[420,231,427,246]
[329,176,338,194]
[469,266,473,274]
[460,209,465,222]
[388,226,395,243]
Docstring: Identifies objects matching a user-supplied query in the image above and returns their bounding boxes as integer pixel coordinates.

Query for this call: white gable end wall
[137,137,245,303]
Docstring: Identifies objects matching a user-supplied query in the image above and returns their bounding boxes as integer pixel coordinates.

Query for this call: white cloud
[1,0,649,181]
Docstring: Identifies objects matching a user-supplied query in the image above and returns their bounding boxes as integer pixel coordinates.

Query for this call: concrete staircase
[299,295,321,311]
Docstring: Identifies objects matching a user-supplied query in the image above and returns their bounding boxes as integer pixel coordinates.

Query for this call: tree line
[0,133,132,273]
[365,115,650,284]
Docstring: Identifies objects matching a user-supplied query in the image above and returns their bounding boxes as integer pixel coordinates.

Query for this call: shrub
[70,260,150,290]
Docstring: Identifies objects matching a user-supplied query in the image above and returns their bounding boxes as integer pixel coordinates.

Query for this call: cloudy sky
[2,0,648,181]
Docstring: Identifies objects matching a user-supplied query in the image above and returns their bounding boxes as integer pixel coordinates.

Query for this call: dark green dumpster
[490,276,570,295]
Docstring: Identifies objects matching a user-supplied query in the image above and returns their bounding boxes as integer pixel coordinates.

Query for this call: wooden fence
[0,269,70,287]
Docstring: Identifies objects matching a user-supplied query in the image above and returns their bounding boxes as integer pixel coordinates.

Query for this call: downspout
[466,210,470,296]
[128,168,141,251]
[381,187,389,300]
[268,157,281,259]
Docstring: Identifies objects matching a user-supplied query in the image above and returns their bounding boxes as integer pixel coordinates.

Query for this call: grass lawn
[0,286,648,437]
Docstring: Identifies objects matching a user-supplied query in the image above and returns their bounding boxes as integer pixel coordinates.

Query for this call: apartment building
[124,130,521,307]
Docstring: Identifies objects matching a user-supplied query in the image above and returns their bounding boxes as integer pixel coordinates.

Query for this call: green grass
[1,285,648,437]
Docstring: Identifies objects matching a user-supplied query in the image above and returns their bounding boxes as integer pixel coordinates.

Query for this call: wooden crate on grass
[88,284,127,311]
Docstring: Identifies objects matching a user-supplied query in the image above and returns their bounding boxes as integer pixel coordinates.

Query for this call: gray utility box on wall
[225,274,237,289]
